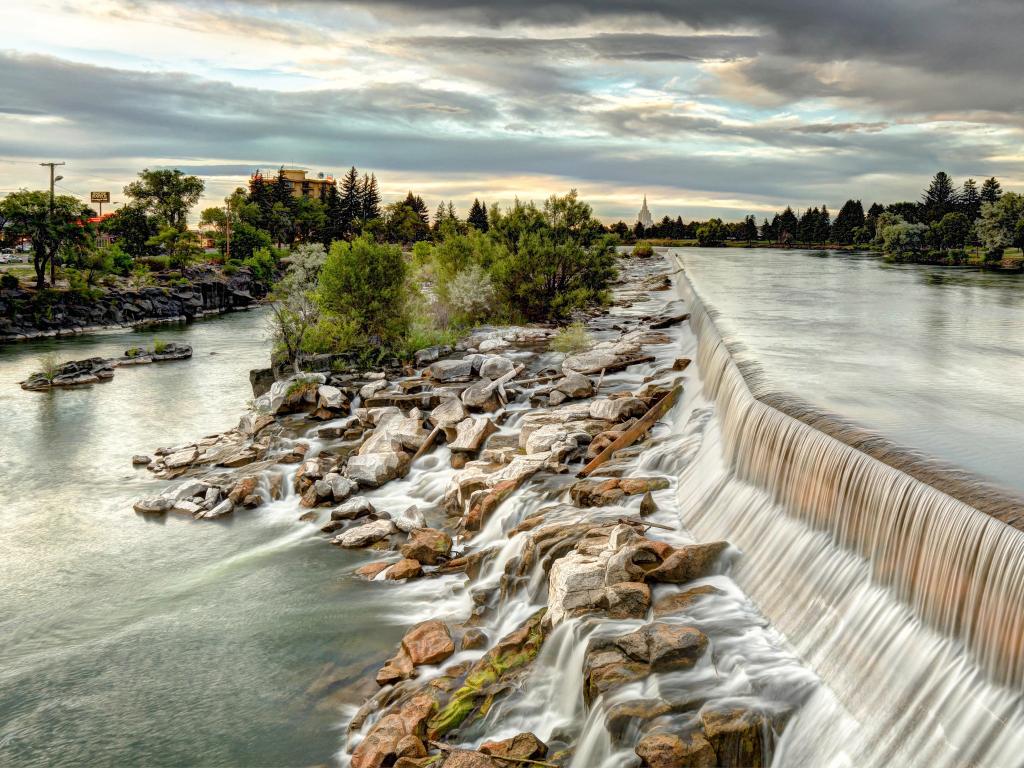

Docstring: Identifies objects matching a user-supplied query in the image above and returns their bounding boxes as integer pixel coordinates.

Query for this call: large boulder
[346,452,405,487]
[647,541,729,584]
[317,384,348,411]
[449,417,497,453]
[636,733,716,768]
[427,358,474,383]
[401,619,455,666]
[589,397,647,422]
[400,528,453,565]
[429,398,468,429]
[554,371,594,399]
[478,355,514,380]
[461,378,499,412]
[480,733,548,761]
[331,497,377,521]
[332,519,396,548]
[701,706,770,768]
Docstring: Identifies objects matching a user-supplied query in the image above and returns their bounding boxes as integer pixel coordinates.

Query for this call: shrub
[139,255,170,272]
[632,242,655,257]
[1,273,18,290]
[446,264,497,326]
[152,337,168,354]
[243,246,277,282]
[550,322,592,354]
[316,235,408,355]
[38,352,61,382]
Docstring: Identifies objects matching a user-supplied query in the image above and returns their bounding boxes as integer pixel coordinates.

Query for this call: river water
[0,311,404,767]
[677,247,1024,495]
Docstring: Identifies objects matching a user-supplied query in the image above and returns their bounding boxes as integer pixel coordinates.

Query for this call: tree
[230,221,273,261]
[815,205,831,244]
[360,173,382,222]
[102,203,159,258]
[880,218,929,256]
[887,201,922,223]
[696,218,727,246]
[467,198,489,231]
[798,207,819,244]
[980,177,1003,205]
[921,171,959,222]
[0,190,92,288]
[385,200,430,244]
[976,192,1024,261]
[146,226,201,268]
[338,167,361,237]
[960,179,981,220]
[322,183,346,246]
[269,243,326,372]
[778,207,798,243]
[832,200,865,244]
[488,191,617,321]
[935,212,972,250]
[742,215,758,245]
[123,169,204,229]
[317,235,408,353]
[293,195,326,244]
[248,171,274,229]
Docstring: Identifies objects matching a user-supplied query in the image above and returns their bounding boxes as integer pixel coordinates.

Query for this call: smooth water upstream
[0,312,403,767]
[677,247,1024,496]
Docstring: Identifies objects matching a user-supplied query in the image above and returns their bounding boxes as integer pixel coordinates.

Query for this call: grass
[152,338,168,354]
[37,352,61,382]
[550,322,592,355]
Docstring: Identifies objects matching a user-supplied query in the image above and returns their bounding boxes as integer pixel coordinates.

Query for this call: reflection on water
[0,311,404,767]
[678,247,1024,494]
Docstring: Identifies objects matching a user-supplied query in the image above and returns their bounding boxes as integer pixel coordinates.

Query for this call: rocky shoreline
[0,265,265,343]
[130,255,796,767]
[19,342,192,391]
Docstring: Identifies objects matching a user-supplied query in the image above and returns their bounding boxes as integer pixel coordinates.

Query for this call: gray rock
[201,498,234,519]
[589,397,647,422]
[427,358,474,383]
[359,380,389,400]
[449,417,498,452]
[333,519,397,548]
[317,385,347,410]
[132,454,151,466]
[461,378,498,411]
[555,371,594,398]
[479,355,514,380]
[133,497,173,515]
[331,497,377,521]
[393,505,426,533]
[346,452,403,487]
[429,398,468,429]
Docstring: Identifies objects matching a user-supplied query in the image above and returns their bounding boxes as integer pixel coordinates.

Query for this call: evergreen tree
[778,207,798,242]
[980,177,1003,205]
[248,171,274,230]
[339,167,361,236]
[815,205,831,243]
[360,174,382,222]
[467,198,489,231]
[921,171,959,222]
[446,201,458,222]
[743,215,758,244]
[323,183,345,246]
[831,200,865,244]
[402,191,429,227]
[960,179,981,220]
[760,217,775,242]
[673,216,685,239]
[433,201,447,233]
[798,207,819,243]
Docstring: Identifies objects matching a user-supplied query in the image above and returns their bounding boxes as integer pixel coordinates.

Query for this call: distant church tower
[637,195,653,228]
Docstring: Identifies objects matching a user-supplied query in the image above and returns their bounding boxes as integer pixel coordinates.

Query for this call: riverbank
[127,254,806,767]
[0,264,267,343]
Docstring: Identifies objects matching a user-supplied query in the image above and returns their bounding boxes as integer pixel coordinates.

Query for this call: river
[0,311,403,767]
[677,247,1024,496]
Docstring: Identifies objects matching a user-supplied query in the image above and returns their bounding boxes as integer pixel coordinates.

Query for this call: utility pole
[40,161,65,286]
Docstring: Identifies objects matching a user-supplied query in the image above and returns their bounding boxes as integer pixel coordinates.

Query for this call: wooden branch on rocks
[576,384,683,478]
[483,364,525,395]
[428,741,559,768]
[618,516,674,531]
[515,355,656,387]
[594,367,607,394]
[411,424,443,463]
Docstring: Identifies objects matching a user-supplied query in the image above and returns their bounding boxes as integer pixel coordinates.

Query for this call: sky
[2,0,1022,223]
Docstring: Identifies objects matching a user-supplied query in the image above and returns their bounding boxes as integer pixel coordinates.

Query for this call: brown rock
[351,713,406,768]
[441,750,499,768]
[386,558,424,580]
[298,511,318,523]
[619,477,669,495]
[357,561,391,580]
[653,585,722,618]
[480,732,548,760]
[402,619,455,666]
[605,581,651,619]
[647,541,729,584]
[605,700,672,742]
[636,732,715,768]
[460,628,488,650]
[701,707,769,768]
[376,647,415,686]
[646,624,708,672]
[400,528,453,565]
[228,475,258,504]
[320,519,343,533]
[640,491,657,515]
[395,735,427,759]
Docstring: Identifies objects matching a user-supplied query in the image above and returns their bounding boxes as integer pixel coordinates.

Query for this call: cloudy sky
[2,0,1022,222]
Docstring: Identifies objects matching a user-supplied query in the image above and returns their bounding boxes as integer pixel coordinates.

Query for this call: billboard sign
[90,191,110,203]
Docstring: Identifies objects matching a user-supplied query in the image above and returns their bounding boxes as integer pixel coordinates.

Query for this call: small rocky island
[19,342,192,390]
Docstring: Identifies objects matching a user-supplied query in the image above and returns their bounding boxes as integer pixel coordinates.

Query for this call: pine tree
[248,170,273,230]
[360,174,382,221]
[798,207,818,244]
[921,171,959,222]
[980,177,1003,205]
[759,217,773,242]
[402,192,429,226]
[831,200,864,244]
[815,205,831,243]
[743,215,758,244]
[467,198,489,231]
[433,201,447,232]
[323,183,344,245]
[339,166,360,236]
[960,179,981,220]
[778,207,798,243]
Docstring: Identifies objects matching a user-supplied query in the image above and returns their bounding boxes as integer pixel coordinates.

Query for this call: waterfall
[678,269,1024,766]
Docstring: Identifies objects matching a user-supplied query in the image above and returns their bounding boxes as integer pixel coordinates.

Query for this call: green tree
[123,169,204,229]
[831,200,865,244]
[102,202,159,258]
[742,215,758,245]
[467,198,489,231]
[385,201,430,244]
[778,207,798,242]
[229,221,274,262]
[360,173,382,222]
[248,172,274,229]
[146,226,201,268]
[0,190,92,288]
[338,167,361,237]
[935,212,971,251]
[293,195,326,244]
[696,218,727,246]
[976,192,1024,261]
[317,235,408,354]
[921,171,959,222]
[980,177,1003,205]
[880,219,929,256]
[960,179,981,220]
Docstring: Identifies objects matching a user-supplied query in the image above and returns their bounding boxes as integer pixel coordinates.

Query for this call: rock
[238,411,275,437]
[164,446,199,469]
[346,452,404,487]
[172,499,204,516]
[647,541,729,584]
[478,338,507,353]
[429,398,468,429]
[653,585,722,617]
[203,486,221,508]
[414,345,450,367]
[640,491,657,515]
[554,371,593,398]
[331,497,377,520]
[219,445,263,468]
[480,733,548,761]
[570,477,669,507]
[589,397,647,422]
[360,380,389,400]
[393,505,426,533]
[701,706,769,768]
[449,417,498,453]
[171,480,206,501]
[228,476,258,504]
[636,733,716,768]
[249,367,275,398]
[131,454,151,466]
[672,357,692,371]
[133,497,173,514]
[201,498,234,519]
[357,561,391,579]
[333,519,397,548]
[461,629,488,650]
[440,751,499,768]
[461,378,499,412]
[400,528,453,565]
[392,412,431,451]
[562,349,618,373]
[478,355,514,380]
[548,390,567,406]
[427,358,474,383]
[401,619,455,666]
[605,582,651,619]
[385,558,423,580]
[317,384,348,410]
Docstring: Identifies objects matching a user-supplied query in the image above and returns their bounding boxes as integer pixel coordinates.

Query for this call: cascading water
[677,262,1024,766]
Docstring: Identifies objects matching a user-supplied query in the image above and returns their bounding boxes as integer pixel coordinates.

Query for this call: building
[251,168,336,200]
[637,195,653,228]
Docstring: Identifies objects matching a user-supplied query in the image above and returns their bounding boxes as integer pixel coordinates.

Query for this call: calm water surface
[678,247,1024,494]
[0,311,401,767]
